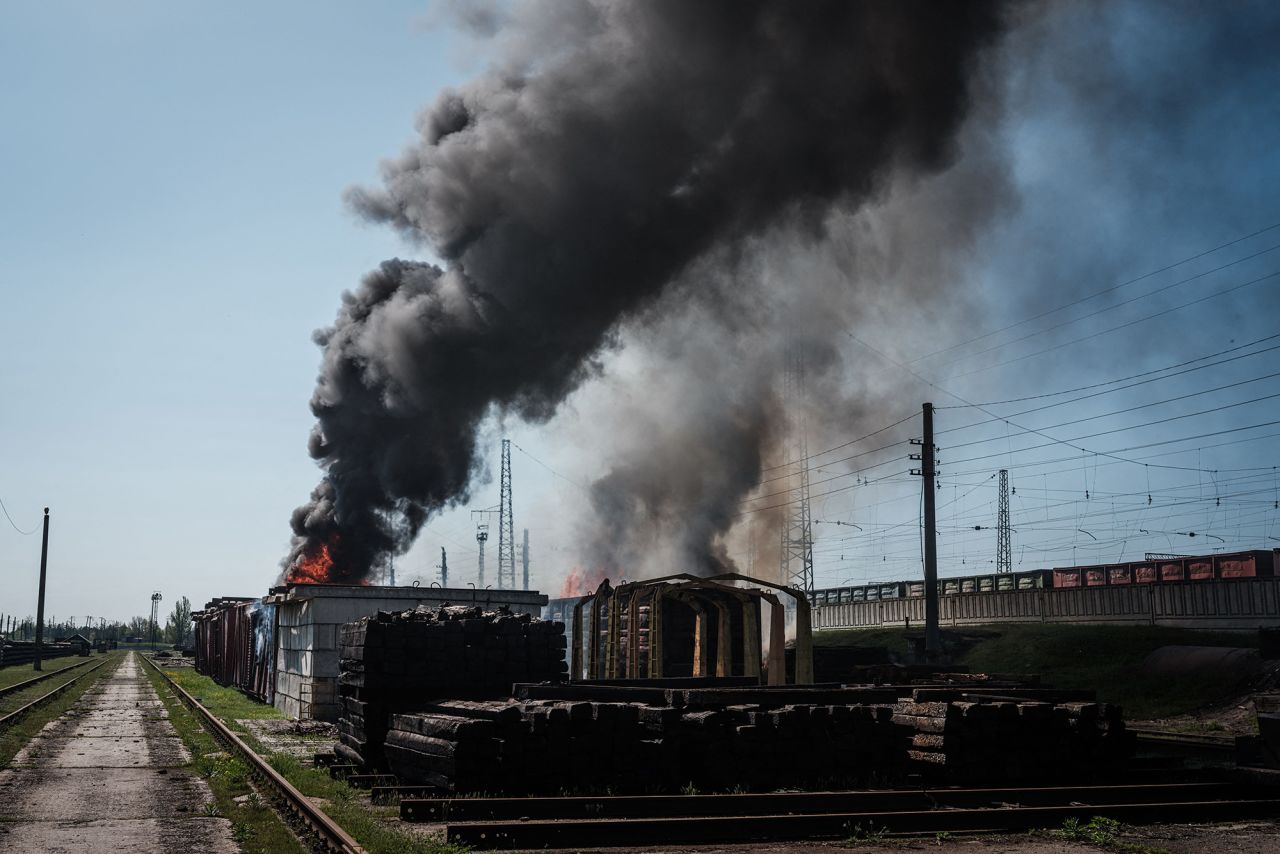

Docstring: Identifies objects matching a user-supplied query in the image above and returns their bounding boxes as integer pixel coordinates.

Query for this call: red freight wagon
[1216,550,1275,578]
[1085,568,1108,586]
[1187,558,1214,581]
[1107,565,1132,585]
[1132,562,1157,584]
[1158,560,1185,582]
[1053,568,1082,588]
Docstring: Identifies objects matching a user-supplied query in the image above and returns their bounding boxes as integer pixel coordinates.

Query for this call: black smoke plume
[283,0,1013,582]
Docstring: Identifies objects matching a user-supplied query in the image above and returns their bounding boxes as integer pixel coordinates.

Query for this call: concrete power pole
[911,404,940,659]
[33,508,50,671]
[521,528,530,591]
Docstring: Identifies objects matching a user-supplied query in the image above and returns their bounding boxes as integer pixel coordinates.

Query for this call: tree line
[0,596,193,647]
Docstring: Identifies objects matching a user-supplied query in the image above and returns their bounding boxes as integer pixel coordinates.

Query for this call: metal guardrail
[141,654,366,854]
[0,657,110,730]
[0,658,96,701]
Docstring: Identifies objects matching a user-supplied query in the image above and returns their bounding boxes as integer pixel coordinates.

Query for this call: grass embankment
[815,623,1258,719]
[0,656,93,691]
[0,651,123,767]
[141,657,308,854]
[146,660,466,854]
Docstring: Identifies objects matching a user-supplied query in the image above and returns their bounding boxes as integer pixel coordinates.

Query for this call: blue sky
[2,2,1280,626]
[0,3,467,622]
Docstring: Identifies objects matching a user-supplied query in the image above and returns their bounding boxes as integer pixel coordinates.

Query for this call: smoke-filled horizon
[283,0,1015,584]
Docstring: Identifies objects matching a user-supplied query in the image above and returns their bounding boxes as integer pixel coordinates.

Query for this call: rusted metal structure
[193,596,276,705]
[569,572,813,685]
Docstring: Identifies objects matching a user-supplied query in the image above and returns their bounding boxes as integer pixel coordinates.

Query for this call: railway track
[0,656,110,730]
[141,654,366,854]
[0,657,96,701]
[1132,727,1237,752]
[400,780,1280,849]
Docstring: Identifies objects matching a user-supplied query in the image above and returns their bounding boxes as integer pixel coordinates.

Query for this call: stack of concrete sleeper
[334,605,567,769]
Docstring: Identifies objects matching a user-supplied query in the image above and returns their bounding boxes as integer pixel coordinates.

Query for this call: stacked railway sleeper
[335,604,567,768]
[367,687,1131,794]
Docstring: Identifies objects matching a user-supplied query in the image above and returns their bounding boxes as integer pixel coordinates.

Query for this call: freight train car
[810,549,1277,604]
[192,596,276,704]
[1050,550,1275,588]
[810,569,1050,607]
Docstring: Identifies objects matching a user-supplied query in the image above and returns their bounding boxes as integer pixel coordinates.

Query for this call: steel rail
[1132,728,1237,751]
[141,654,366,854]
[0,657,110,729]
[0,657,96,700]
[445,797,1280,848]
[403,781,1240,823]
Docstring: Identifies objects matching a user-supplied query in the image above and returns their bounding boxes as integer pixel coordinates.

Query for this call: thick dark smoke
[284,0,1014,581]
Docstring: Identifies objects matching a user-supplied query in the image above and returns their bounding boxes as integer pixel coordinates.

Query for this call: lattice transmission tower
[497,438,516,589]
[778,350,815,595]
[997,468,1012,574]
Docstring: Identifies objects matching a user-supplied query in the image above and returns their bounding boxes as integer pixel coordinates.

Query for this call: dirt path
[0,652,238,853]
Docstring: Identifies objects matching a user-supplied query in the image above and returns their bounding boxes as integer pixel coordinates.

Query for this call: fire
[288,539,337,585]
[559,566,611,598]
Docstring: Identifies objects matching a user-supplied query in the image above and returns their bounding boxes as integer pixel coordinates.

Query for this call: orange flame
[288,539,337,584]
[559,565,611,598]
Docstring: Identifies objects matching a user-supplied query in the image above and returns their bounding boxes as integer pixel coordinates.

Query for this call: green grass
[0,652,123,767]
[0,656,93,691]
[815,623,1256,719]
[141,656,308,854]
[150,663,466,854]
[160,666,287,721]
[268,754,469,854]
[1051,816,1176,854]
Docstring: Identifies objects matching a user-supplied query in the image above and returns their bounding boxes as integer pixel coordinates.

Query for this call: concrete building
[264,583,548,720]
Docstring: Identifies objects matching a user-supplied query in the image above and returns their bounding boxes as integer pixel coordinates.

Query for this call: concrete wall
[265,584,548,720]
[814,577,1280,633]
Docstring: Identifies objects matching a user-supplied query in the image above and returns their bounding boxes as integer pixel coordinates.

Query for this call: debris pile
[334,605,566,768]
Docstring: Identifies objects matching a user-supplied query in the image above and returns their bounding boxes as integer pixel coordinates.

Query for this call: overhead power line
[936,333,1280,411]
[511,442,590,492]
[945,387,1280,453]
[911,219,1280,365]
[943,242,1280,367]
[947,268,1280,380]
[0,495,37,535]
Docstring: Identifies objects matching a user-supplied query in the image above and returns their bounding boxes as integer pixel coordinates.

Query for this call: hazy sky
[3,2,1279,627]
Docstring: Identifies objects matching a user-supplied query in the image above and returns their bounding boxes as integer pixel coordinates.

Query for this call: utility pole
[438,547,448,588]
[997,469,1012,574]
[521,528,530,591]
[149,592,162,652]
[471,506,499,589]
[779,349,815,596]
[911,404,940,659]
[475,525,489,588]
[33,508,50,671]
[497,439,515,589]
